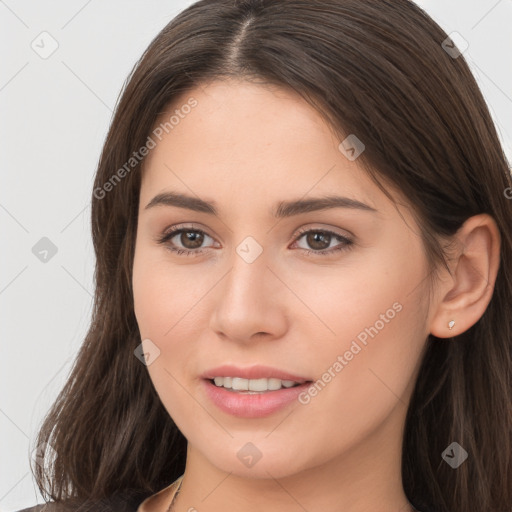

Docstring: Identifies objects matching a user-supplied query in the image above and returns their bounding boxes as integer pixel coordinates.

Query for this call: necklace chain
[164,477,419,512]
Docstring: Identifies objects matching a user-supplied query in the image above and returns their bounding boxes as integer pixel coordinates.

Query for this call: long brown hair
[32,1,512,511]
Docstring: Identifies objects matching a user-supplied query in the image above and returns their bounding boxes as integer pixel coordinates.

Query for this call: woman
[21,1,512,511]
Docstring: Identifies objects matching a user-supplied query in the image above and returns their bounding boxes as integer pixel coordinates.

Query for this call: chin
[198,435,319,480]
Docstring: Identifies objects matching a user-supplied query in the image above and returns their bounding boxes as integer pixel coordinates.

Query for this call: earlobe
[429,214,501,338]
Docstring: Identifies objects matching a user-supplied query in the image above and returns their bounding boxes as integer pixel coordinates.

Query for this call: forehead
[140,79,394,214]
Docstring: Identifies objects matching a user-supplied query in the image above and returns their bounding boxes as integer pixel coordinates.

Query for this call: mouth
[207,376,305,393]
[200,365,313,418]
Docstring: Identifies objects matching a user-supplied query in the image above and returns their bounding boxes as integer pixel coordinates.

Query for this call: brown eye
[293,229,354,256]
[304,231,332,250]
[157,228,216,255]
[179,230,205,249]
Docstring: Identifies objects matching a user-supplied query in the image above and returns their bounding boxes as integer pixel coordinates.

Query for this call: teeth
[268,378,282,390]
[211,376,301,392]
[232,377,249,391]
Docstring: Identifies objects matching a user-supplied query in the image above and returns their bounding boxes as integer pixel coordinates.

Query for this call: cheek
[293,241,429,424]
[132,245,199,338]
[132,245,210,389]
[132,247,205,429]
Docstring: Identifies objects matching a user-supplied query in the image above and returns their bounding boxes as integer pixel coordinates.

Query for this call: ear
[429,213,501,338]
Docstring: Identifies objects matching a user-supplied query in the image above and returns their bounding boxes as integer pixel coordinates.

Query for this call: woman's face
[132,79,433,479]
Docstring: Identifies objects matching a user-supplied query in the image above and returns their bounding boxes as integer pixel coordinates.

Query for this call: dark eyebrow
[144,191,377,217]
[145,191,217,214]
[274,195,377,217]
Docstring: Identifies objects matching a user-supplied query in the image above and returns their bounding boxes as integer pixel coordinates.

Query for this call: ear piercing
[448,320,455,330]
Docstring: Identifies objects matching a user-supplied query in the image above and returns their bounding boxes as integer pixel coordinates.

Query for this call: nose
[209,243,288,345]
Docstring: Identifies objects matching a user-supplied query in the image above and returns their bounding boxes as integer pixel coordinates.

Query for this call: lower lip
[202,379,311,418]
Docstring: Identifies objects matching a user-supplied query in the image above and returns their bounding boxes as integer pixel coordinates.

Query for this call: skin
[132,79,501,512]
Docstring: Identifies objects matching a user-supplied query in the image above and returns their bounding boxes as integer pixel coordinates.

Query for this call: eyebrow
[144,191,377,217]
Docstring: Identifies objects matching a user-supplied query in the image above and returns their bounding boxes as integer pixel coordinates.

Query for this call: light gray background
[1,1,511,510]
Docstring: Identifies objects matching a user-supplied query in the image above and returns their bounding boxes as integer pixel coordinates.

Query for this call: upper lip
[202,364,311,383]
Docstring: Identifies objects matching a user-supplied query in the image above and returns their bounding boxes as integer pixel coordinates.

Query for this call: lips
[200,364,313,418]
[201,364,310,383]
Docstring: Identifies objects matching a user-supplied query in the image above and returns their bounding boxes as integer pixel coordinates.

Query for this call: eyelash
[156,225,354,258]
